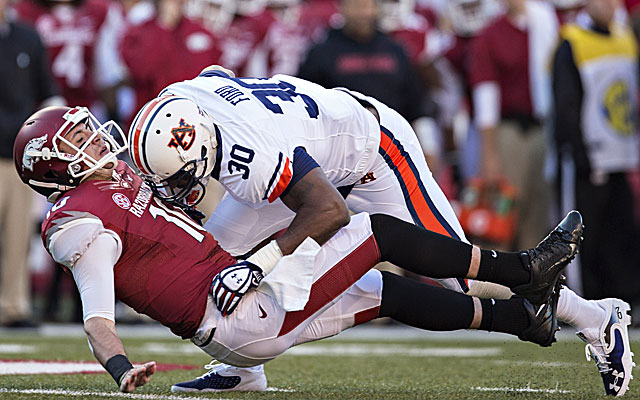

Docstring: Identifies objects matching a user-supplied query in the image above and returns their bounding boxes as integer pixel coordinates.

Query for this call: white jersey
[160,73,381,207]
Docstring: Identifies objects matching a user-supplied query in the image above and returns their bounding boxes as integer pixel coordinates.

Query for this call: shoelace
[585,343,612,374]
[197,360,223,378]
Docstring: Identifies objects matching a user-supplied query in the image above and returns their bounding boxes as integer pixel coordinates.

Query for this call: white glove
[211,261,264,316]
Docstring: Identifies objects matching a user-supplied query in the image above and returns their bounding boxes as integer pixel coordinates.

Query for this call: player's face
[60,123,116,176]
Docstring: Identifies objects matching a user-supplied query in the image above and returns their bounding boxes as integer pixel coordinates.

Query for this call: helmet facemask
[145,145,211,208]
[51,108,127,181]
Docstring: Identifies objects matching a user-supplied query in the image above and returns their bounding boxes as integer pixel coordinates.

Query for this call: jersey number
[232,78,319,118]
[228,144,254,180]
[148,199,205,242]
[52,43,85,88]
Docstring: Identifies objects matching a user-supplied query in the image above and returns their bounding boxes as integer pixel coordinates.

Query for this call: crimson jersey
[388,15,430,64]
[13,0,109,106]
[41,161,234,338]
[121,17,221,118]
[219,11,275,76]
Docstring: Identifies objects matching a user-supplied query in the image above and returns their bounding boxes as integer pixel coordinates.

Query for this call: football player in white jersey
[128,66,635,395]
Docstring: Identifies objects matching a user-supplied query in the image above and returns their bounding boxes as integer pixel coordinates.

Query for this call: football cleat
[517,281,561,347]
[577,299,635,397]
[512,210,583,305]
[171,361,267,392]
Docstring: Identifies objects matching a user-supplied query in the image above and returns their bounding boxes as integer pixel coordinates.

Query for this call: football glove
[211,261,264,316]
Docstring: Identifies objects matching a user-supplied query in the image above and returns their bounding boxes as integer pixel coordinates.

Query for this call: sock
[474,250,531,288]
[556,286,606,332]
[379,271,475,330]
[477,297,531,336]
[371,214,472,278]
[370,214,531,288]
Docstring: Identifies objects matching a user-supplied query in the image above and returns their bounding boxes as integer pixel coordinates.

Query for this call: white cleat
[171,361,267,392]
[577,299,635,396]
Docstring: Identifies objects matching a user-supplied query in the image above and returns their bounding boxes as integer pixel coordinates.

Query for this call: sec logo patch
[112,193,131,210]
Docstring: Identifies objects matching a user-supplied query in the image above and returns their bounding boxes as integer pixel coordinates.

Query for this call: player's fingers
[143,361,157,377]
[120,369,139,392]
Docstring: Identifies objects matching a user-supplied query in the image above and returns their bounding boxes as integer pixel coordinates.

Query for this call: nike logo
[258,304,267,319]
[491,250,498,258]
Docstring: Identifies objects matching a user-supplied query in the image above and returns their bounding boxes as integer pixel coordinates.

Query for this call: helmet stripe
[140,97,183,176]
[131,97,166,175]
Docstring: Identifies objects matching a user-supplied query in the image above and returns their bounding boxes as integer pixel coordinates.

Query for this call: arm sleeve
[552,40,590,173]
[47,219,122,322]
[473,82,501,129]
[280,146,320,198]
[72,233,120,322]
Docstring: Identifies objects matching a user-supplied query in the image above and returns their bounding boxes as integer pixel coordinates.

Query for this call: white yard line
[471,383,572,394]
[0,388,222,400]
[0,344,36,353]
[0,388,294,399]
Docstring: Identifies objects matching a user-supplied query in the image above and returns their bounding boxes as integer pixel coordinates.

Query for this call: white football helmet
[236,0,266,17]
[185,0,236,35]
[378,0,416,32]
[128,96,218,207]
[447,0,501,37]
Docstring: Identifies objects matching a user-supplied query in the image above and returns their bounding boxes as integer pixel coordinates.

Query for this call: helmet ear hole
[201,145,208,158]
[44,170,59,180]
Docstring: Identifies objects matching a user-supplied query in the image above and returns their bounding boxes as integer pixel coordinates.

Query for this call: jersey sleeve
[45,212,122,268]
[221,139,295,206]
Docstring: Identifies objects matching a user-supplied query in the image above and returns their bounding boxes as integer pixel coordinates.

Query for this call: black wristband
[105,354,133,385]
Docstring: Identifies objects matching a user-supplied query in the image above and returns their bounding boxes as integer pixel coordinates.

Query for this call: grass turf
[0,331,634,400]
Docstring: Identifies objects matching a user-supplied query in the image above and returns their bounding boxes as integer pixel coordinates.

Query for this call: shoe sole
[170,378,268,393]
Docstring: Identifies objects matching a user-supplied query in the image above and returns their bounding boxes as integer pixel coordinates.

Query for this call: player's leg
[347,113,469,293]
[377,271,559,346]
[370,210,582,306]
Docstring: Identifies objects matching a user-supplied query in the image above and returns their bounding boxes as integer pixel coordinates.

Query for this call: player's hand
[119,361,156,393]
[211,261,264,316]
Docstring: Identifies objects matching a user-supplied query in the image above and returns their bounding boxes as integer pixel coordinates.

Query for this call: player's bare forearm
[84,317,127,366]
[278,168,350,255]
[84,317,156,392]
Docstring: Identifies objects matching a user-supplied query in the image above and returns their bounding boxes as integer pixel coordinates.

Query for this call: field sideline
[0,324,637,400]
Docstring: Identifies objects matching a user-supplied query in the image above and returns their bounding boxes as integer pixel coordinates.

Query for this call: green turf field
[0,328,635,400]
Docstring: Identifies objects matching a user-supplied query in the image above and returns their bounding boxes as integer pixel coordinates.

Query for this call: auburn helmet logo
[167,119,196,151]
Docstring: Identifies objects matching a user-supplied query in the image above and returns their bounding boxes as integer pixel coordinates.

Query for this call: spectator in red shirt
[120,0,221,116]
[469,0,558,250]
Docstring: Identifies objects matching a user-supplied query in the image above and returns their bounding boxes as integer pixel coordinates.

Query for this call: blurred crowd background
[1,0,639,328]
